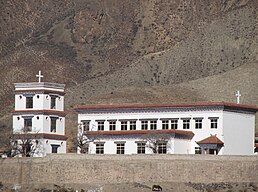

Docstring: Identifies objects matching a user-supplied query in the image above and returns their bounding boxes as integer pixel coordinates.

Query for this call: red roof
[84,129,194,137]
[74,102,258,112]
[196,135,224,145]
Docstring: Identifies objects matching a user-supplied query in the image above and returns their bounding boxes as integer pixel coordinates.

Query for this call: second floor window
[195,119,202,129]
[171,120,178,129]
[130,121,136,130]
[162,120,169,130]
[24,118,32,132]
[97,121,104,131]
[82,121,90,131]
[141,121,148,130]
[121,121,127,130]
[51,118,57,132]
[183,119,190,129]
[150,120,157,130]
[26,96,33,109]
[109,121,116,131]
[51,97,56,109]
[210,119,218,129]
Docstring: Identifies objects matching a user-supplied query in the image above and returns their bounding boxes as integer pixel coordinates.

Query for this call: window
[109,121,116,131]
[158,142,167,154]
[162,120,169,130]
[150,120,157,130]
[116,143,125,154]
[96,143,104,154]
[51,97,56,109]
[97,121,104,131]
[195,119,202,129]
[137,142,146,154]
[210,119,218,129]
[171,119,178,129]
[82,121,90,131]
[51,145,60,153]
[121,121,127,130]
[141,121,148,130]
[51,118,57,132]
[129,121,136,130]
[195,147,202,154]
[183,119,190,129]
[26,96,33,108]
[24,118,32,132]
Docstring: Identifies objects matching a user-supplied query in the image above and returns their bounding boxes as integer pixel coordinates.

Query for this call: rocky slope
[0,0,257,150]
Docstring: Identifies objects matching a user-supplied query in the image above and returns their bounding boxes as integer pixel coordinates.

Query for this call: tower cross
[36,70,43,83]
[235,90,241,104]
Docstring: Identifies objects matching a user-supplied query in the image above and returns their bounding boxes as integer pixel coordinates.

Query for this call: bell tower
[12,71,67,156]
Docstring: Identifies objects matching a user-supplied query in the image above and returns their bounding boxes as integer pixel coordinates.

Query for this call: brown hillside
[0,0,257,150]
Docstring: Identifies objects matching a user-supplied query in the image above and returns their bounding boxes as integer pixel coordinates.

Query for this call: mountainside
[0,0,257,150]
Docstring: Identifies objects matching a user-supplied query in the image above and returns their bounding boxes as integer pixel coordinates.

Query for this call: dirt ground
[1,182,258,192]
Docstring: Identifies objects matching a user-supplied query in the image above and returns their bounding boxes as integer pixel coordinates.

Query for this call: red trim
[13,133,67,141]
[196,135,224,145]
[15,89,65,95]
[84,129,194,136]
[13,110,66,116]
[74,102,258,111]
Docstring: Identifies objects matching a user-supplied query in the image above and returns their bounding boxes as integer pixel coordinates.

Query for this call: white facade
[75,103,258,155]
[13,82,67,156]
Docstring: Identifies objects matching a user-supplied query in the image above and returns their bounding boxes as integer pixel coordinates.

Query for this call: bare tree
[142,132,170,154]
[9,127,44,157]
[74,124,94,154]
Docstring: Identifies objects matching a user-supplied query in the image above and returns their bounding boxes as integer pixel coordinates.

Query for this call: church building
[75,102,258,155]
[12,71,67,156]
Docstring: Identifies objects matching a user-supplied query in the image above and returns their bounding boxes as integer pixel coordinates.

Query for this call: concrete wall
[0,154,258,187]
[223,111,255,155]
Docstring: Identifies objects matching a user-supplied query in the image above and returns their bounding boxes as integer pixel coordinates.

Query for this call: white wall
[174,139,191,154]
[78,110,224,154]
[15,94,64,111]
[223,111,255,155]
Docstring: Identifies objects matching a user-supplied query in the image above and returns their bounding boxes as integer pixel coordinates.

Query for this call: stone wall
[0,154,258,191]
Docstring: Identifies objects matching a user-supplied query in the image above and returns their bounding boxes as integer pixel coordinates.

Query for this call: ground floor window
[51,145,60,153]
[195,147,202,154]
[158,142,167,154]
[116,143,125,154]
[137,142,146,154]
[96,143,104,154]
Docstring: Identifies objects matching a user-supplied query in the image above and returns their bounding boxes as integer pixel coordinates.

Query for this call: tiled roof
[74,102,258,113]
[13,110,66,116]
[13,133,67,141]
[196,135,224,145]
[84,129,194,137]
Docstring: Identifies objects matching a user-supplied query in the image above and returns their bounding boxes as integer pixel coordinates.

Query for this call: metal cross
[36,70,43,83]
[235,90,241,104]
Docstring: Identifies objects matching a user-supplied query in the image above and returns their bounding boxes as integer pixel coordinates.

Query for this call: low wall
[0,154,258,190]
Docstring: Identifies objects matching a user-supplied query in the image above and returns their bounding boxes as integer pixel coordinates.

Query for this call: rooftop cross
[36,70,43,83]
[235,90,241,104]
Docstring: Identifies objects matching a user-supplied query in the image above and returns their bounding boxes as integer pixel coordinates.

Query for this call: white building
[75,102,258,155]
[13,72,67,156]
